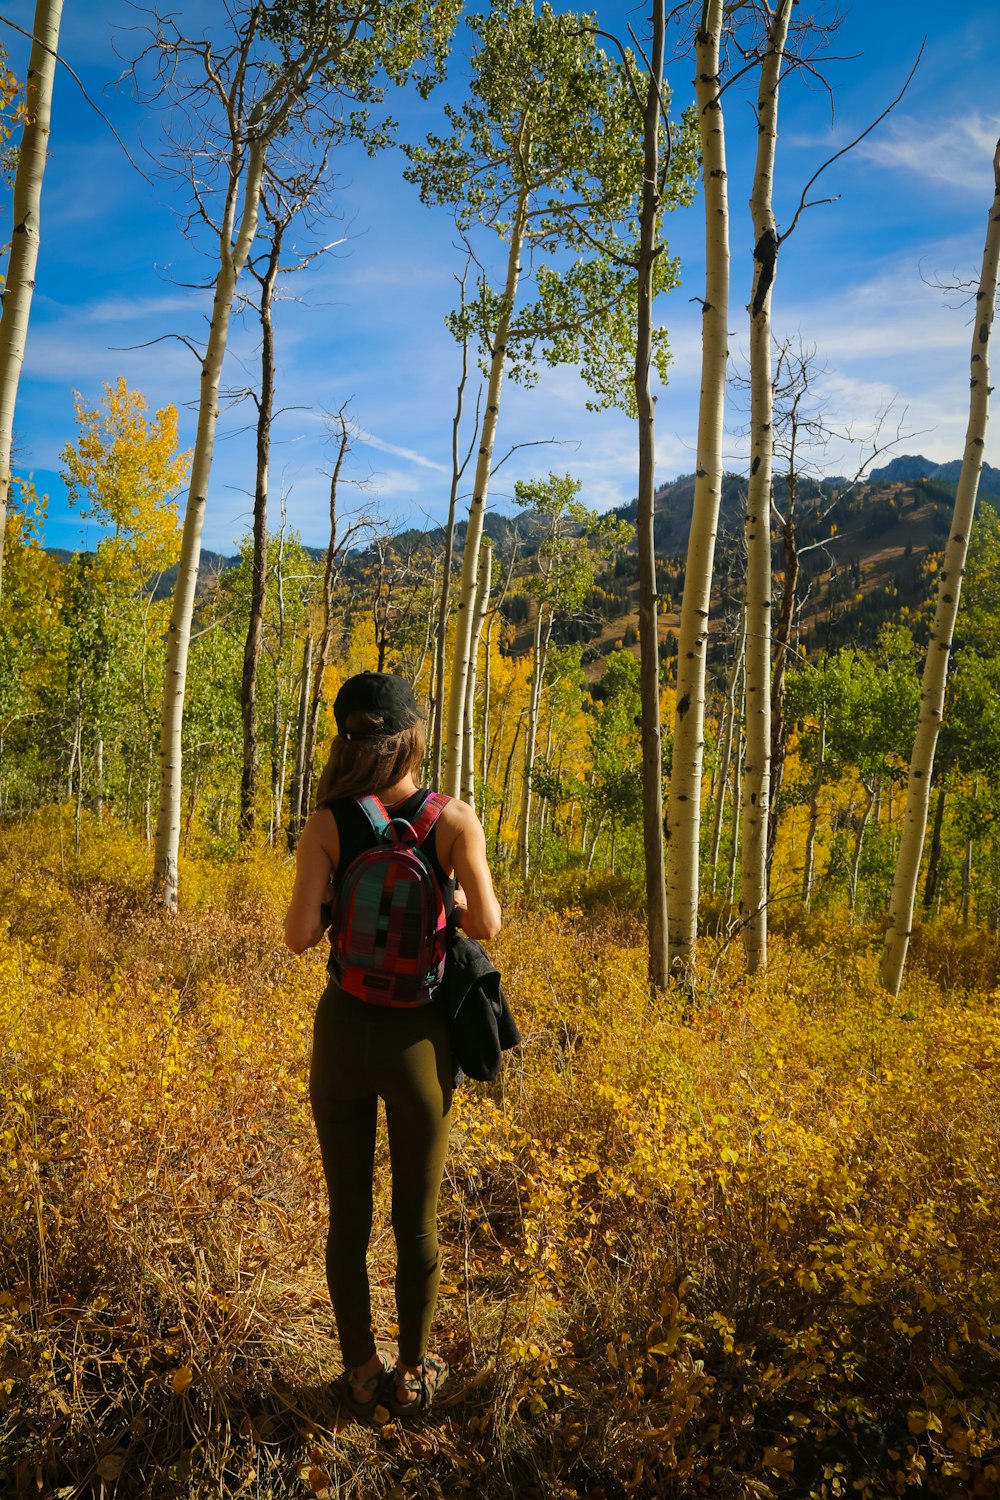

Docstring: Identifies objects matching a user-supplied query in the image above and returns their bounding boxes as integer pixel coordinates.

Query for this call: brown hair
[314,710,427,808]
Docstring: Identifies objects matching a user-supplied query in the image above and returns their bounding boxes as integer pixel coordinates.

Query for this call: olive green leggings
[309,984,453,1370]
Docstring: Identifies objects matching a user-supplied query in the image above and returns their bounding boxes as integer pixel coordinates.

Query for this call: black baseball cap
[333,671,423,739]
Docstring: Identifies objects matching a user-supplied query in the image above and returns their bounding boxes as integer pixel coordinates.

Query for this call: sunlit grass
[1,813,999,1498]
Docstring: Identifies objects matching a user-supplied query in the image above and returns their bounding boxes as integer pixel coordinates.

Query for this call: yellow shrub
[1,822,998,1498]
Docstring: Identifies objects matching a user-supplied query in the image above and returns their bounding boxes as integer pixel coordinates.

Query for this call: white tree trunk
[432,274,474,790]
[709,616,745,894]
[0,0,63,601]
[517,600,548,878]
[480,610,494,814]
[849,779,876,916]
[666,0,730,976]
[444,189,529,798]
[153,139,265,909]
[880,139,1000,994]
[727,709,743,907]
[461,541,492,807]
[740,0,792,973]
[95,735,104,818]
[635,0,669,986]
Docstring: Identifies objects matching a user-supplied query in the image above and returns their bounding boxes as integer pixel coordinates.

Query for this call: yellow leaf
[764,1446,795,1475]
[172,1364,194,1395]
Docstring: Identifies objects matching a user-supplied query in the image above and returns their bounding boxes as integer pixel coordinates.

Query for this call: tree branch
[780,41,925,245]
[0,15,155,185]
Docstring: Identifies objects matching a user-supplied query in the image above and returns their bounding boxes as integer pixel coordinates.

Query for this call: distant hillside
[43,457,996,671]
[146,548,242,601]
[869,453,1000,495]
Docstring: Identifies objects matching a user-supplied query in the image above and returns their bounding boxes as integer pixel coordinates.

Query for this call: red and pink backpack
[328,792,450,1008]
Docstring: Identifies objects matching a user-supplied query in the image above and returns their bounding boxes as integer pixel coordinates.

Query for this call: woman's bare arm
[438,800,501,941]
[284,811,339,954]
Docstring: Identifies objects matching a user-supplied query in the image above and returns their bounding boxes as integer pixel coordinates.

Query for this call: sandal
[334,1351,392,1423]
[387,1352,449,1421]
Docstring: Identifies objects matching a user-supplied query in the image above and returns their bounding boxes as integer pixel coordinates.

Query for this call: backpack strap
[355,794,394,842]
[404,791,450,849]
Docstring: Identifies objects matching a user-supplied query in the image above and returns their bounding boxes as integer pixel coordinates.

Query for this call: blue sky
[2,0,999,554]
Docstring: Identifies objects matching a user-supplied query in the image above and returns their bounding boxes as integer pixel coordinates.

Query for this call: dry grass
[2,813,999,1499]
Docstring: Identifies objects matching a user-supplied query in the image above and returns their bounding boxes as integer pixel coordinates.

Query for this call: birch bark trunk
[517,599,550,878]
[287,627,313,850]
[95,736,104,819]
[480,611,494,811]
[153,137,265,908]
[239,224,282,838]
[767,496,799,871]
[881,140,1000,995]
[444,187,529,798]
[709,618,745,893]
[270,519,287,844]
[666,0,730,978]
[635,0,669,987]
[849,779,876,916]
[431,281,473,791]
[301,420,351,823]
[727,706,743,906]
[461,541,492,807]
[0,0,63,602]
[740,0,792,972]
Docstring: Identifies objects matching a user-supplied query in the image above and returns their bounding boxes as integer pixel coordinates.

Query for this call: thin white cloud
[355,430,449,473]
[856,111,1000,194]
[84,294,192,324]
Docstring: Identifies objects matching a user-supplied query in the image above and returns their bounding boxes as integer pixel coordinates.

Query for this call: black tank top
[328,789,455,918]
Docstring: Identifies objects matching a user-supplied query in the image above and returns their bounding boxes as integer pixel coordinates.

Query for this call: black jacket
[437,929,520,1085]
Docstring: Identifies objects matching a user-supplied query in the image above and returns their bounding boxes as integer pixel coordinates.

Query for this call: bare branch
[780,41,925,245]
[107,331,204,361]
[0,15,155,185]
[490,437,577,478]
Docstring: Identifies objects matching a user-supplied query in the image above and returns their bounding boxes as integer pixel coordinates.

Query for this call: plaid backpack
[328,791,450,1008]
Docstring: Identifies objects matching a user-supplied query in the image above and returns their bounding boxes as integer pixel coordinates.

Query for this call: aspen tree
[146,0,457,908]
[740,0,793,973]
[633,0,670,985]
[430,264,478,790]
[461,541,492,808]
[292,415,372,847]
[550,3,695,977]
[0,0,62,603]
[708,614,745,895]
[666,0,730,981]
[880,139,1000,995]
[513,472,629,879]
[239,217,283,840]
[239,169,340,839]
[405,0,692,797]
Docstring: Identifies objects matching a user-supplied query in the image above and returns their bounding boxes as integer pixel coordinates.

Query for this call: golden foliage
[1,820,999,1497]
[60,377,191,582]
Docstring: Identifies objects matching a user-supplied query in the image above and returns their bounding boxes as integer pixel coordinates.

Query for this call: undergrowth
[1,813,999,1498]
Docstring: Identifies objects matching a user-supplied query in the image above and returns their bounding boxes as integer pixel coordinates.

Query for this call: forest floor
[1,814,999,1500]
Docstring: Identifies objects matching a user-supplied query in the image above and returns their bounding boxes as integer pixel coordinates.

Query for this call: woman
[284,671,501,1421]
